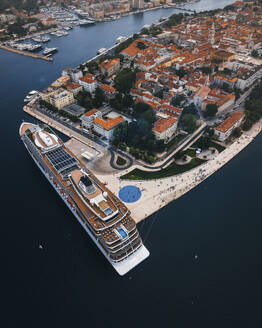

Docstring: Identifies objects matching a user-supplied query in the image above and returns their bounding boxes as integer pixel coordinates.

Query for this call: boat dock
[0,45,53,62]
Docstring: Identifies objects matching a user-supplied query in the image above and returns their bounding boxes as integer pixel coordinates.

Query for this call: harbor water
[1,0,262,326]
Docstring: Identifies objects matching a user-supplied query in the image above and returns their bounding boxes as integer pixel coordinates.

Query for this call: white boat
[97,48,107,55]
[24,90,38,102]
[43,47,58,56]
[116,36,127,44]
[28,90,38,96]
[79,19,95,26]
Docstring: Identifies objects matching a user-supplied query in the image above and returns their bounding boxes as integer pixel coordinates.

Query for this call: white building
[214,111,244,141]
[40,88,75,110]
[79,74,97,93]
[81,109,102,130]
[193,85,211,109]
[62,68,83,83]
[93,116,124,140]
[152,117,178,142]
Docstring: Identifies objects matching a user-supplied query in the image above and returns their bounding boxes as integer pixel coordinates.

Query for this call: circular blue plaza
[118,185,142,203]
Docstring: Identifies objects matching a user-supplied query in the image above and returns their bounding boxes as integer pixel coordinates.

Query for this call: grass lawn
[184,148,196,157]
[121,158,206,180]
[116,156,127,166]
[191,139,226,153]
[210,141,226,153]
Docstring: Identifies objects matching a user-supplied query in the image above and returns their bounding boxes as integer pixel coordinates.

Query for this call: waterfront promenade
[96,122,262,223]
[24,102,261,224]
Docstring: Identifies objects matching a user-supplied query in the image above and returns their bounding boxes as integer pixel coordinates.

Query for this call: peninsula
[23,0,262,227]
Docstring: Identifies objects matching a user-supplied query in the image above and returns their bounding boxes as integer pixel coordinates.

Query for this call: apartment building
[40,88,75,110]
[214,111,244,141]
[81,109,102,130]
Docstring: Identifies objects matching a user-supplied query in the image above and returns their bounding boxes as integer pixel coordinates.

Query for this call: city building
[214,111,244,141]
[152,117,178,142]
[79,74,97,93]
[133,0,144,9]
[93,116,125,140]
[81,109,102,130]
[62,67,83,83]
[193,85,211,109]
[100,58,120,77]
[62,104,86,117]
[100,84,117,99]
[65,82,83,96]
[40,88,75,110]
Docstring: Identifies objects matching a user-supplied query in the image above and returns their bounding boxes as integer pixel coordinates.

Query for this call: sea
[1,0,262,327]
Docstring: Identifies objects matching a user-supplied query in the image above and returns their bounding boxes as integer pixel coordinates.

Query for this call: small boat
[28,90,38,96]
[116,36,127,44]
[97,48,107,55]
[24,90,39,102]
[43,47,58,56]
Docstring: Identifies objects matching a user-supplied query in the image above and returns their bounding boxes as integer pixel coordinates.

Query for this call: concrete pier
[0,45,53,62]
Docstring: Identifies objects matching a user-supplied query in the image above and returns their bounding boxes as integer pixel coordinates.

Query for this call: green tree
[201,66,212,74]
[136,41,147,50]
[181,114,197,133]
[141,109,156,125]
[196,136,211,150]
[204,104,218,117]
[232,127,242,138]
[93,87,105,108]
[114,68,136,93]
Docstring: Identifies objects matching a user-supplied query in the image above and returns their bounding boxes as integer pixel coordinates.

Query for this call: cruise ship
[19,122,149,275]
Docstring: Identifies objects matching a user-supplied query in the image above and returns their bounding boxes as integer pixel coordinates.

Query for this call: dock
[0,45,53,62]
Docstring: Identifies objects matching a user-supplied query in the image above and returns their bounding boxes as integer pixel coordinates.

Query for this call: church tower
[208,22,215,46]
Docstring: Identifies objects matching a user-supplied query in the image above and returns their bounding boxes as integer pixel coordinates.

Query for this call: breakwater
[0,45,53,61]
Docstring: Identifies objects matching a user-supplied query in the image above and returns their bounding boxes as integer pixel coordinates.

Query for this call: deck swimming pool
[117,227,127,238]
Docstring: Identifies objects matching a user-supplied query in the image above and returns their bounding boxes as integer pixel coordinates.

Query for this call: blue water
[2,1,262,327]
[117,227,128,238]
[119,185,142,203]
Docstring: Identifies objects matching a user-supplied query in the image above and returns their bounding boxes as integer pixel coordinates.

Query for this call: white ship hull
[22,137,149,276]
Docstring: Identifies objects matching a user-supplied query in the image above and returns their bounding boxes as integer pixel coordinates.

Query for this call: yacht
[116,36,127,44]
[97,48,107,55]
[43,47,58,56]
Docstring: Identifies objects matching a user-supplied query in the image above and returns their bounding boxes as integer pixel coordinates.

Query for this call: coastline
[95,120,262,223]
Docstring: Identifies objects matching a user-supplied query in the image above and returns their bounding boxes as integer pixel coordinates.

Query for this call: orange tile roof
[100,58,120,71]
[136,98,159,111]
[80,75,96,84]
[161,104,182,115]
[153,117,177,133]
[195,85,211,99]
[100,84,116,93]
[84,109,98,117]
[66,82,81,90]
[216,111,244,133]
[216,93,235,108]
[94,116,124,131]
[216,75,238,83]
